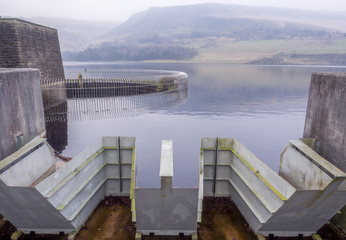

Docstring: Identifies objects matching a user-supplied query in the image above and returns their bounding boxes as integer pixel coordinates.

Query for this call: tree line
[62,45,198,61]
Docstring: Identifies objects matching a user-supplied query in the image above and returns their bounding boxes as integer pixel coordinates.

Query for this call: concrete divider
[201,137,346,236]
[134,140,199,236]
[0,136,135,234]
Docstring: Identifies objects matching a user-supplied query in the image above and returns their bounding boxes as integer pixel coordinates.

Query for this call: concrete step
[55,163,106,211]
[70,183,106,229]
[230,156,285,212]
[44,149,104,200]
[231,166,277,213]
[67,179,106,222]
[60,171,105,219]
[228,170,272,223]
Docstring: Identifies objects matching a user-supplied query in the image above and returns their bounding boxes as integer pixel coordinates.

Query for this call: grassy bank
[186,37,346,64]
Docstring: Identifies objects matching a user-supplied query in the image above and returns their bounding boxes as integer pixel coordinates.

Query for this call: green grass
[184,37,346,63]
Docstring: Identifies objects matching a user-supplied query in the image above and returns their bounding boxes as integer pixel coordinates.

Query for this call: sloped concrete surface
[0,136,135,234]
[201,137,346,236]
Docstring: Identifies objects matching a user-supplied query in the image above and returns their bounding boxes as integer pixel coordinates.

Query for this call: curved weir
[41,70,188,101]
[41,69,188,122]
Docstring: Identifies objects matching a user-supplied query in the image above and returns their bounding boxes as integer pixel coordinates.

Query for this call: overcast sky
[1,0,346,22]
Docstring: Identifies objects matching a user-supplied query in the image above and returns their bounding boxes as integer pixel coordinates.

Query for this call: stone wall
[0,68,46,160]
[0,18,65,79]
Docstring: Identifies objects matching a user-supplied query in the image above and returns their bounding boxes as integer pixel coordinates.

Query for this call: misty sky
[1,0,346,22]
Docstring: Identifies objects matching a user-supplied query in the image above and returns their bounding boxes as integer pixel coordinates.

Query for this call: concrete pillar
[0,68,46,161]
[303,72,346,233]
[160,140,173,190]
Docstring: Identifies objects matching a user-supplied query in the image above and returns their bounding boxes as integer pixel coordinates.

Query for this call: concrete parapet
[304,72,346,233]
[0,136,135,234]
[304,72,346,171]
[201,137,346,237]
[134,140,199,236]
[0,68,46,161]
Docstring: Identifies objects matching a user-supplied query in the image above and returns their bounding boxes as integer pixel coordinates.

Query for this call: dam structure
[0,135,345,238]
[0,68,345,239]
[0,18,345,239]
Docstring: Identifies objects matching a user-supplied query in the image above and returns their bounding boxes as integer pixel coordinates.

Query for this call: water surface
[49,63,346,187]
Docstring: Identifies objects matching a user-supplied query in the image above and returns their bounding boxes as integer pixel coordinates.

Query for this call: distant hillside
[98,4,345,44]
[64,3,346,64]
[26,17,119,51]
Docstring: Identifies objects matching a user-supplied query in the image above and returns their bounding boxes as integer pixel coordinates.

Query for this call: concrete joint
[256,233,266,240]
[67,231,77,240]
[311,234,323,240]
[191,232,198,240]
[10,231,23,240]
[135,232,142,240]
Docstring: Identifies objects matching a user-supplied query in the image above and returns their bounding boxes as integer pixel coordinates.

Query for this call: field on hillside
[186,38,346,64]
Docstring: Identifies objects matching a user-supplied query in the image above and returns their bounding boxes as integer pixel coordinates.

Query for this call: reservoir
[47,62,346,188]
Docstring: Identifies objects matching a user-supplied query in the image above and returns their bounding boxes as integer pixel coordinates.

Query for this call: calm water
[51,62,346,188]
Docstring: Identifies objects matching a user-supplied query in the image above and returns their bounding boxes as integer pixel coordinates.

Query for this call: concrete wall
[0,138,55,187]
[0,18,65,79]
[0,68,46,160]
[201,137,346,236]
[303,72,346,233]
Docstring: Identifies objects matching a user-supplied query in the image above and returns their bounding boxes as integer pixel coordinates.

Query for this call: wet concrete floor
[0,197,344,240]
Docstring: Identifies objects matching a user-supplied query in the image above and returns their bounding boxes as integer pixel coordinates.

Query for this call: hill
[99,4,345,43]
[63,3,346,64]
[26,17,119,51]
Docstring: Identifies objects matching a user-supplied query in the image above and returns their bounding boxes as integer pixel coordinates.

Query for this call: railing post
[118,136,122,193]
[213,137,218,197]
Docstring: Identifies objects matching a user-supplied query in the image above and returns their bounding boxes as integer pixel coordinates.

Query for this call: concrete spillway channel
[201,137,346,237]
[0,136,136,237]
[133,140,201,237]
[0,136,345,238]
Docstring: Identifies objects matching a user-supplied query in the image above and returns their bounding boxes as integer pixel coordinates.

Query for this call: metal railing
[41,70,189,122]
[41,70,188,100]
[44,89,188,122]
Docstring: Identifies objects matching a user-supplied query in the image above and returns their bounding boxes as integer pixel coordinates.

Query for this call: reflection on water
[45,101,68,153]
[46,63,346,188]
[44,89,188,122]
